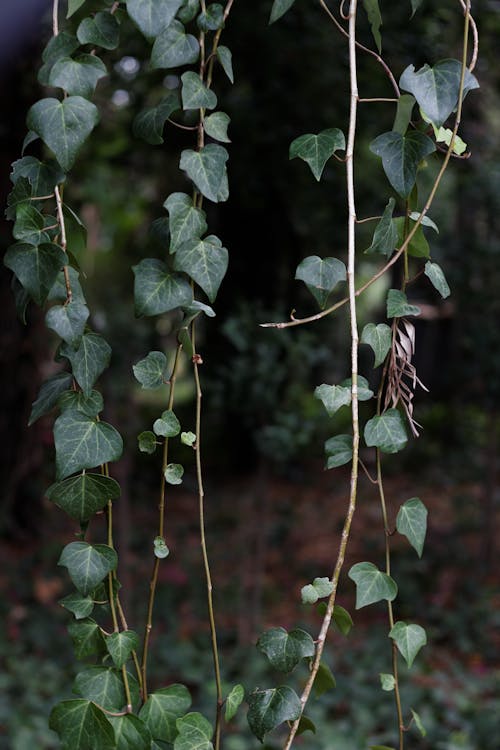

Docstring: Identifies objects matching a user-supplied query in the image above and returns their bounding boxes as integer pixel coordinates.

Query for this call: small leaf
[216,46,233,83]
[165,463,184,484]
[269,0,296,24]
[45,301,89,348]
[424,261,450,299]
[396,497,427,557]
[389,621,427,667]
[154,536,170,558]
[315,383,351,416]
[59,592,94,620]
[151,20,200,69]
[133,351,168,389]
[362,0,382,53]
[29,371,73,425]
[313,662,336,697]
[295,256,346,309]
[54,410,123,479]
[178,0,200,24]
[106,630,140,668]
[73,666,134,712]
[340,376,374,401]
[364,409,408,454]
[164,192,207,254]
[49,54,107,97]
[297,716,316,735]
[348,562,398,609]
[289,129,345,181]
[126,0,183,39]
[59,542,117,595]
[394,217,429,258]
[13,204,52,245]
[324,434,353,469]
[139,685,191,743]
[204,112,231,142]
[247,686,301,742]
[301,576,333,604]
[225,684,244,722]
[257,627,315,673]
[181,431,196,446]
[46,473,120,522]
[181,71,217,110]
[153,409,181,437]
[68,618,105,659]
[109,714,152,750]
[393,94,416,135]
[380,673,396,691]
[49,700,115,750]
[77,12,120,50]
[59,390,104,418]
[133,92,181,145]
[67,0,87,17]
[332,605,353,635]
[4,242,66,305]
[197,4,224,31]
[174,235,228,302]
[365,199,397,257]
[174,712,213,750]
[386,289,421,318]
[133,258,193,317]
[60,332,111,396]
[138,431,157,454]
[411,709,427,737]
[370,131,435,198]
[361,323,392,367]
[179,145,229,203]
[408,211,439,233]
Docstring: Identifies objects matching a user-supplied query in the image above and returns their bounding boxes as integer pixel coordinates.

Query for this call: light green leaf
[247,686,301,742]
[59,592,94,620]
[313,662,336,697]
[60,332,111,396]
[73,666,130,711]
[174,235,228,302]
[204,112,231,142]
[67,0,87,17]
[77,12,120,49]
[386,289,421,318]
[133,92,181,145]
[411,709,427,737]
[153,409,181,437]
[54,410,123,479]
[393,94,415,135]
[46,473,120,522]
[332,604,353,635]
[269,0,296,24]
[409,212,439,233]
[49,54,107,97]
[68,618,105,659]
[133,351,168,389]
[362,0,382,53]
[324,434,353,469]
[257,627,315,673]
[370,130,435,198]
[197,4,224,31]
[13,204,52,245]
[165,463,184,484]
[315,383,351,416]
[301,576,333,604]
[133,258,193,316]
[179,145,229,203]
[365,199,397,257]
[175,712,213,750]
[380,673,396,691]
[424,261,450,299]
[361,323,392,367]
[138,431,157,454]
[29,371,73,425]
[154,536,170,558]
[216,46,233,83]
[4,242,66,305]
[151,20,200,69]
[289,129,345,181]
[225,684,244,722]
[45,301,89,348]
[340,375,373,401]
[49,700,115,750]
[389,621,427,667]
[181,71,217,110]
[432,125,467,155]
[27,97,99,172]
[396,497,427,557]
[58,390,103,418]
[126,0,183,39]
[106,630,140,668]
[139,684,192,743]
[59,542,117,595]
[164,192,207,253]
[109,714,152,750]
[364,409,408,454]
[348,562,398,609]
[181,431,196,446]
[295,255,346,309]
[394,216,429,259]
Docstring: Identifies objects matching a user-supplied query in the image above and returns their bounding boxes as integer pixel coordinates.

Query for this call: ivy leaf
[77,12,120,50]
[204,112,231,142]
[174,712,213,750]
[46,473,120,523]
[68,618,105,659]
[409,211,439,233]
[133,258,193,316]
[295,256,346,309]
[197,4,224,31]
[105,630,140,668]
[424,261,450,299]
[312,662,336,697]
[247,686,301,742]
[5,178,32,221]
[48,266,86,304]
[361,323,392,367]
[269,0,296,25]
[340,375,373,401]
[177,0,200,24]
[364,409,408,454]
[5,242,66,306]
[301,577,333,604]
[348,562,398,609]
[179,145,229,203]
[389,621,427,667]
[164,192,207,253]
[153,409,181,437]
[332,604,353,635]
[396,497,427,557]
[324,434,353,469]
[42,31,79,66]
[29,371,73,425]
[126,0,183,39]
[73,667,131,712]
[133,351,168,389]
[13,204,52,245]
[297,716,316,736]
[139,685,192,743]
[257,627,315,673]
[289,129,345,181]
[181,431,196,446]
[10,156,65,197]
[370,131,435,198]
[225,684,244,722]
[400,59,479,128]
[174,235,228,302]
[386,289,421,318]
[59,390,104,418]
[59,592,94,620]
[315,383,351,416]
[362,0,382,53]
[109,714,152,750]
[54,410,123,479]
[165,463,184,484]
[60,332,111,396]
[59,542,117,595]
[154,536,170,558]
[411,709,427,737]
[151,20,200,69]
[27,97,99,172]
[138,431,157,454]
[380,673,396,691]
[216,46,234,83]
[394,216,429,258]
[49,700,115,750]
[67,0,86,18]
[49,54,107,97]
[133,92,181,145]
[365,198,397,256]
[181,71,217,110]
[45,301,89,348]
[393,94,416,136]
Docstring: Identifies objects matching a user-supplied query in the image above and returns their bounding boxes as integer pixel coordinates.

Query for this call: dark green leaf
[394,216,429,258]
[315,383,351,416]
[74,666,129,711]
[370,131,435,198]
[289,129,345,181]
[362,0,382,53]
[54,410,123,479]
[59,390,104,417]
[364,409,408,454]
[365,198,397,256]
[348,562,397,609]
[324,434,353,469]
[133,351,168,389]
[138,431,157,454]
[181,71,217,110]
[45,301,89,347]
[5,177,32,220]
[332,604,353,635]
[174,713,213,750]
[386,289,421,318]
[174,235,228,302]
[225,684,244,722]
[269,0,296,24]
[204,112,231,142]
[42,32,79,66]
[109,715,152,750]
[178,0,200,24]
[49,700,115,750]
[46,473,120,522]
[106,630,140,668]
[77,12,120,50]
[396,497,427,557]
[361,323,392,367]
[4,242,66,305]
[67,0,86,18]
[139,684,192,743]
[295,255,346,309]
[60,332,111,396]
[11,276,30,323]
[13,204,51,245]
[59,592,94,620]
[151,20,200,69]
[197,4,224,31]
[312,662,336,697]
[133,258,193,316]
[27,97,99,172]
[216,46,233,83]
[29,371,73,425]
[68,618,105,659]
[257,627,315,673]
[133,92,181,145]
[164,192,207,253]
[425,261,450,298]
[49,54,107,97]
[247,686,301,742]
[165,463,184,484]
[126,0,183,39]
[153,409,181,437]
[389,621,427,667]
[59,542,117,595]
[179,145,229,203]
[393,94,416,135]
[10,156,65,196]
[48,266,86,304]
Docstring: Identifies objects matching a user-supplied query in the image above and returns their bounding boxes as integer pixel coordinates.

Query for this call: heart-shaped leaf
[77,12,120,49]
[138,431,157,454]
[151,20,200,69]
[174,712,213,750]
[380,673,396,691]
[49,700,115,750]
[164,192,207,253]
[133,351,168,389]
[59,390,104,418]
[139,684,192,743]
[386,289,421,318]
[164,463,184,485]
[364,409,408,454]
[60,332,111,396]
[289,129,345,181]
[179,145,229,203]
[174,235,228,302]
[10,156,65,197]
[73,666,133,711]
[126,0,183,39]
[301,577,334,604]
[312,662,336,697]
[295,255,346,309]
[396,497,427,557]
[361,323,392,367]
[181,71,217,110]
[59,592,94,620]
[324,434,353,469]
[203,111,231,142]
[370,131,435,198]
[365,198,397,256]
[54,410,123,479]
[109,714,152,750]
[197,4,224,31]
[247,686,301,742]
[225,684,244,722]
[13,204,52,245]
[348,562,397,609]
[46,473,120,522]
[133,92,181,145]
[133,258,193,316]
[315,383,351,416]
[153,409,181,437]
[29,371,73,425]
[257,627,315,673]
[105,630,140,668]
[389,621,427,667]
[49,54,107,97]
[424,261,450,298]
[4,242,66,305]
[59,542,117,595]
[333,604,353,635]
[45,301,89,348]
[68,618,105,658]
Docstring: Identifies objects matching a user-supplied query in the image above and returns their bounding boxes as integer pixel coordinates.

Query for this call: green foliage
[139,685,192,743]
[49,700,115,750]
[153,409,181,437]
[54,410,123,479]
[396,497,428,557]
[59,542,117,595]
[77,12,120,50]
[295,255,346,309]
[364,409,408,453]
[175,712,213,750]
[269,0,296,25]
[225,684,245,722]
[386,289,421,318]
[365,199,397,257]
[425,260,451,298]
[370,131,436,198]
[126,0,184,39]
[361,323,392,367]
[301,576,334,604]
[348,562,398,609]
[179,145,229,203]
[151,21,200,69]
[46,473,120,522]
[133,258,193,316]
[247,686,301,741]
[389,621,427,667]
[289,129,345,182]
[133,351,169,389]
[257,627,315,673]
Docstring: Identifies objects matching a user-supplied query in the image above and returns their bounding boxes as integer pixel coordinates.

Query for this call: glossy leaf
[333,604,353,635]
[301,576,333,604]
[126,0,183,39]
[59,542,117,595]
[46,473,120,522]
[49,700,115,750]
[13,204,51,245]
[380,673,396,691]
[59,390,104,417]
[174,235,228,302]
[174,712,213,750]
[197,4,224,31]
[216,46,233,83]
[396,497,427,557]
[269,0,296,24]
[45,301,89,348]
[10,156,65,197]
[225,684,244,722]
[289,129,345,181]
[324,434,353,469]
[68,618,105,659]
[27,97,99,172]
[74,666,130,711]
[204,111,231,142]
[257,627,315,673]
[164,192,207,253]
[133,258,193,316]
[54,410,123,479]
[348,562,398,609]
[165,463,184,484]
[312,662,336,697]
[370,131,435,198]
[29,371,73,425]
[77,12,120,50]
[106,630,140,668]
[133,351,168,389]
[5,242,66,305]
[139,684,192,743]
[295,255,346,309]
[361,323,392,367]
[180,144,229,203]
[362,0,382,53]
[409,211,439,233]
[247,686,301,742]
[365,198,397,256]
[315,383,351,416]
[389,621,427,667]
[386,289,421,318]
[138,431,157,454]
[425,261,450,298]
[151,20,200,69]
[5,177,32,220]
[181,71,217,110]
[364,409,408,454]
[49,54,107,97]
[153,409,181,437]
[133,92,181,145]
[60,332,111,396]
[109,715,152,750]
[59,592,94,620]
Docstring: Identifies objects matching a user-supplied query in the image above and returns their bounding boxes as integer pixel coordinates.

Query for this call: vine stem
[52,0,59,36]
[54,185,72,303]
[282,4,360,747]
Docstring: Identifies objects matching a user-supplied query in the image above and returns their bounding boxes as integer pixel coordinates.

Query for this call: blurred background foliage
[0,0,499,748]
